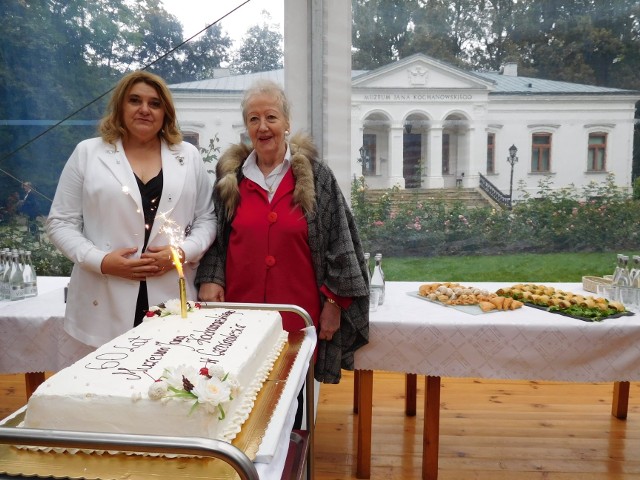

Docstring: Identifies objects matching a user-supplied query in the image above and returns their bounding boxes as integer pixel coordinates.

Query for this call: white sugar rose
[206,364,226,380]
[163,299,182,315]
[192,376,232,416]
[148,380,168,400]
[227,377,241,398]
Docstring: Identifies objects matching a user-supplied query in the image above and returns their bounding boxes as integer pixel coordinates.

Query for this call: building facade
[170,54,638,203]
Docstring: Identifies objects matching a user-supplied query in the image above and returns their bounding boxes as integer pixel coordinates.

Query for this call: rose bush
[352,173,639,257]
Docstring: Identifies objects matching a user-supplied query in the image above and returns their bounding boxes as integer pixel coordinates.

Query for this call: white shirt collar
[242,145,291,201]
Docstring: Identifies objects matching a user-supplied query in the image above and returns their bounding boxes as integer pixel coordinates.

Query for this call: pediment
[352,54,495,90]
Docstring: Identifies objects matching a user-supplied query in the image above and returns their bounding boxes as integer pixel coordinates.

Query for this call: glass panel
[533,134,551,145]
[0,0,284,225]
[542,149,551,171]
[442,133,450,174]
[487,133,495,173]
[362,133,377,175]
[596,149,606,170]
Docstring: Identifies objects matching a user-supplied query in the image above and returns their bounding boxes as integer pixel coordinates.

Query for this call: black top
[134,170,163,326]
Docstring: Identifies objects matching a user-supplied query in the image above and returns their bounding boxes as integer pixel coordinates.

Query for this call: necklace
[264,165,284,193]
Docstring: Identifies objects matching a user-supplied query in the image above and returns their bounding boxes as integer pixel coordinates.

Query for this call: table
[0,277,94,381]
[0,277,317,479]
[353,281,640,479]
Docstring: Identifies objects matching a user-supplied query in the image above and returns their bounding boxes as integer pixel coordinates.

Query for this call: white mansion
[170,54,638,204]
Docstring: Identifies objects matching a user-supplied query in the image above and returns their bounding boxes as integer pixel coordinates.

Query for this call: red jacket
[225,169,320,331]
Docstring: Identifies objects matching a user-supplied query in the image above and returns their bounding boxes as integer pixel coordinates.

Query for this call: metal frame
[0,302,315,480]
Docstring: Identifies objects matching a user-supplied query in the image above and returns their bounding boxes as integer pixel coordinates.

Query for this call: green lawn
[380,252,625,282]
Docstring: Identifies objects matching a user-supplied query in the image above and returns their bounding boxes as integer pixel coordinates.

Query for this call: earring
[285,130,290,136]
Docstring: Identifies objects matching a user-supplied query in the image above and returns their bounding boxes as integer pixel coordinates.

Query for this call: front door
[403,133,422,188]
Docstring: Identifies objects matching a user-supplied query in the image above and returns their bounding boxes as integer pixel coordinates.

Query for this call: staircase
[364,187,500,210]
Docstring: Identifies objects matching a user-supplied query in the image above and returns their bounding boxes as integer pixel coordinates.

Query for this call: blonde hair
[241,79,291,127]
[99,71,182,145]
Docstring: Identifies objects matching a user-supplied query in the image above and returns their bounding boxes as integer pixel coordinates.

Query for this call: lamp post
[359,145,369,175]
[507,144,518,209]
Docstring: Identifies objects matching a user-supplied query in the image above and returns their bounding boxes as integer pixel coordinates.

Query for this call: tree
[132,0,185,81]
[401,0,481,67]
[179,25,233,82]
[510,0,640,89]
[230,11,283,74]
[0,0,194,213]
[352,0,418,70]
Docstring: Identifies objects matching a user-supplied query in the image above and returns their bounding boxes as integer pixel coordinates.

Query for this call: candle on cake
[171,247,187,318]
[157,213,188,319]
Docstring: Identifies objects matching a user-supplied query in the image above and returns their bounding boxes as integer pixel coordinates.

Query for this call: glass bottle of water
[615,255,632,287]
[0,250,7,300]
[612,254,622,285]
[631,255,640,288]
[9,251,25,301]
[1,249,12,300]
[613,254,629,286]
[370,253,385,305]
[22,250,38,297]
[364,252,371,284]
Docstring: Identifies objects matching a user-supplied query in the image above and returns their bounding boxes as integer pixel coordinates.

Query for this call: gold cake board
[0,330,306,480]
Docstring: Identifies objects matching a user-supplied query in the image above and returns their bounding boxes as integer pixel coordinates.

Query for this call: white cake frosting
[22,305,287,445]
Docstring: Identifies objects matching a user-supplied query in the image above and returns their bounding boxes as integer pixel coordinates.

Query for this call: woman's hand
[199,283,225,302]
[100,247,158,280]
[318,299,341,341]
[143,245,181,276]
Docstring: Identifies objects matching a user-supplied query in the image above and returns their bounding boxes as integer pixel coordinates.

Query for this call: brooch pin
[177,155,184,165]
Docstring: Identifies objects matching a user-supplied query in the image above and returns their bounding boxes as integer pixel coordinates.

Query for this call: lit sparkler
[159,212,188,318]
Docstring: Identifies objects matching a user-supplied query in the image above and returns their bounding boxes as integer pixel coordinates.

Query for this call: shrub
[0,218,72,276]
[352,174,639,257]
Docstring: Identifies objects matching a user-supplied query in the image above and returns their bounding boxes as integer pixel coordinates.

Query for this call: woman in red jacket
[196,80,369,388]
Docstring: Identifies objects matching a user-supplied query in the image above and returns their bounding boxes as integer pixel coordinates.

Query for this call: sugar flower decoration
[148,364,238,420]
[146,300,201,318]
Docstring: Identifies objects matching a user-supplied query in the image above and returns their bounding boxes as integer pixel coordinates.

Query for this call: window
[182,132,199,148]
[486,133,495,174]
[361,133,377,175]
[531,133,551,172]
[588,133,607,171]
[442,133,450,174]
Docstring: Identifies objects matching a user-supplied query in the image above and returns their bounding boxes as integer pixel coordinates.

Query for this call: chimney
[212,68,231,78]
[502,62,518,77]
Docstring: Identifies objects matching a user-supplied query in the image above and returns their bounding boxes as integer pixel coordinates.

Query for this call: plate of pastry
[496,283,633,322]
[410,282,524,315]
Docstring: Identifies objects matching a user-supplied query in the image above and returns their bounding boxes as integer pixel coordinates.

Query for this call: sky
[161,0,284,47]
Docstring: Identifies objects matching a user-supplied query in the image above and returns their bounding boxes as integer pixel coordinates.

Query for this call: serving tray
[407,291,500,315]
[524,303,634,322]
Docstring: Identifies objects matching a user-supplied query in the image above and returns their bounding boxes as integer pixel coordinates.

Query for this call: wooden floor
[2,371,640,479]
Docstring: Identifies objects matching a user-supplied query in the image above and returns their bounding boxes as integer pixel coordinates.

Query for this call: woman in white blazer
[46,71,216,348]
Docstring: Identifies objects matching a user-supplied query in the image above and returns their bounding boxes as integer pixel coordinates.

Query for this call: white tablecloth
[354,281,640,382]
[0,277,93,374]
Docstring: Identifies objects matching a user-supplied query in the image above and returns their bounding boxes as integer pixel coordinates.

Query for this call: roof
[169,60,638,96]
[170,69,373,92]
[169,70,285,92]
[475,71,636,95]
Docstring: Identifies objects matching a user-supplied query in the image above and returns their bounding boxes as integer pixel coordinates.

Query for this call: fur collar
[216,132,317,218]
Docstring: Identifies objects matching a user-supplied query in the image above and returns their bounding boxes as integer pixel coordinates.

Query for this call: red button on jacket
[267,211,278,223]
[265,255,276,267]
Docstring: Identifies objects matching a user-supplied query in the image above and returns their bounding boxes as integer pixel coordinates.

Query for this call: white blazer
[46,137,216,347]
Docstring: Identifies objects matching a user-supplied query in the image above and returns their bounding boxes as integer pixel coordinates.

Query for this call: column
[387,125,406,188]
[425,125,444,188]
[467,120,488,188]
